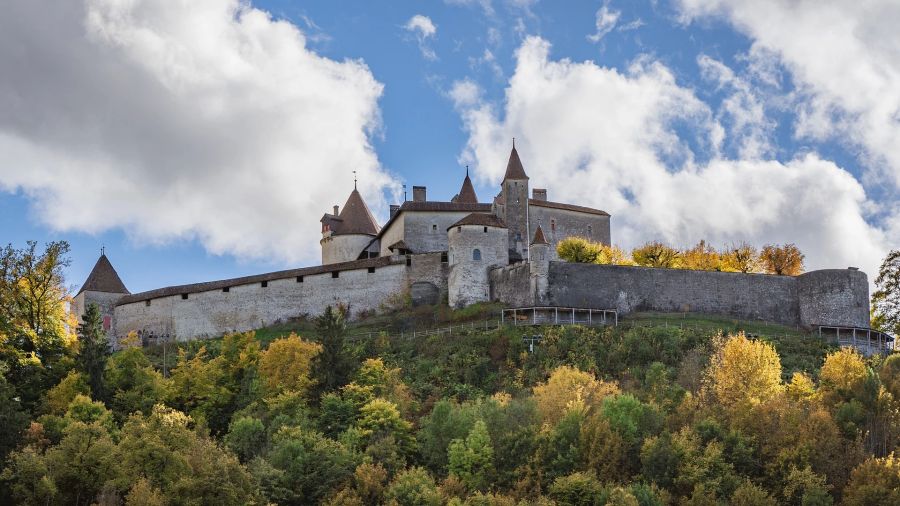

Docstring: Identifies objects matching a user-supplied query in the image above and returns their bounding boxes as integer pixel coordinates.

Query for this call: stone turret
[529,226,550,304]
[72,252,130,338]
[448,213,509,308]
[496,142,529,261]
[321,185,381,264]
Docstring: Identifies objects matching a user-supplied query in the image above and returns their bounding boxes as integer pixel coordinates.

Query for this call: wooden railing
[818,326,895,356]
[501,307,618,327]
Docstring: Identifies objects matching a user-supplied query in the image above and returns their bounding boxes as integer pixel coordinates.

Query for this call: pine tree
[314,305,352,393]
[77,303,109,399]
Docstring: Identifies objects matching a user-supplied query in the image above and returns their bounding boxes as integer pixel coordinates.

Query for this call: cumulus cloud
[677,0,900,189]
[587,4,621,43]
[454,37,893,280]
[0,0,395,264]
[404,14,438,60]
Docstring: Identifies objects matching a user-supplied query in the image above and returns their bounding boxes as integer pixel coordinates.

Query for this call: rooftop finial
[466,165,469,177]
[101,245,105,256]
[512,137,515,149]
[403,184,407,202]
[353,170,357,190]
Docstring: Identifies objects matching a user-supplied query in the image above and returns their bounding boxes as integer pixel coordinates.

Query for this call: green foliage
[314,305,354,393]
[225,416,266,462]
[547,471,607,506]
[872,249,900,335]
[76,303,109,399]
[384,467,442,506]
[263,426,358,504]
[448,420,494,491]
[104,346,167,420]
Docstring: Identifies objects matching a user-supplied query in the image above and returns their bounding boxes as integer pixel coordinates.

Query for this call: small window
[432,224,437,232]
[145,300,151,307]
[483,226,488,233]
[368,267,376,273]
[515,233,522,242]
[222,287,230,293]
[181,293,188,300]
[406,255,412,266]
[457,226,462,232]
[261,281,268,288]
[588,225,593,234]
[473,248,482,261]
[440,252,448,263]
[332,271,339,279]
[551,220,556,232]
[296,276,304,283]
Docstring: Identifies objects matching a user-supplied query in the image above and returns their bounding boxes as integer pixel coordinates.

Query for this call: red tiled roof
[503,146,528,181]
[334,189,380,236]
[452,173,479,203]
[531,225,550,245]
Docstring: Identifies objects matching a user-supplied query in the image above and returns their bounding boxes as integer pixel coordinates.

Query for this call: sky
[1,0,898,295]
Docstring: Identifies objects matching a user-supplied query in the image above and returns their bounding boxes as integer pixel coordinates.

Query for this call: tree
[547,472,607,506]
[632,242,680,268]
[557,237,601,264]
[355,398,415,456]
[722,242,760,273]
[104,346,167,420]
[258,334,321,395]
[872,250,900,335]
[533,366,620,424]
[679,240,722,271]
[76,303,110,399]
[706,334,782,412]
[842,454,900,506]
[759,244,804,275]
[384,467,442,506]
[314,306,353,393]
[225,416,266,462]
[448,420,494,491]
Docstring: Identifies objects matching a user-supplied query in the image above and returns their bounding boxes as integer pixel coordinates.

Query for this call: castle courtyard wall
[401,211,477,254]
[489,263,531,307]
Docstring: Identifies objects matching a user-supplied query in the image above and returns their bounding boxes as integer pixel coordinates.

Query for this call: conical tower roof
[454,169,479,203]
[503,144,528,181]
[530,225,550,245]
[77,254,129,295]
[335,188,380,236]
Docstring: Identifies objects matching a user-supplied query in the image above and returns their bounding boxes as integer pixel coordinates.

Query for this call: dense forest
[2,241,900,505]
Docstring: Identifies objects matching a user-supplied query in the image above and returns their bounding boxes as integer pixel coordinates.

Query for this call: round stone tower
[448,213,509,308]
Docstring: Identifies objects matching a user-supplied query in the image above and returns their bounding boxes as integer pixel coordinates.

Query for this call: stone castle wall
[115,261,409,341]
[321,234,374,264]
[448,224,509,308]
[491,262,869,329]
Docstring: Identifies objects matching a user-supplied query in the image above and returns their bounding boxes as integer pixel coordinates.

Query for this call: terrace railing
[501,307,618,327]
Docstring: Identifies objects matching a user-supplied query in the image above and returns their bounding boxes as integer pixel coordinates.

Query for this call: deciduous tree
[259,334,321,395]
[872,250,900,335]
[632,242,680,268]
[759,244,804,276]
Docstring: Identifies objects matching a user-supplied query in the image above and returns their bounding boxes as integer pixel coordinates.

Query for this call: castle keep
[72,145,871,343]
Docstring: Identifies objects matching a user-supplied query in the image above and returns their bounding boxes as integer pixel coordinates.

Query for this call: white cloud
[449,79,482,107]
[404,14,438,60]
[677,0,900,189]
[588,4,621,43]
[0,0,395,264]
[456,36,894,281]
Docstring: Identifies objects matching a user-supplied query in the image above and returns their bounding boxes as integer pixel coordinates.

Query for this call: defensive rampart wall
[492,262,869,329]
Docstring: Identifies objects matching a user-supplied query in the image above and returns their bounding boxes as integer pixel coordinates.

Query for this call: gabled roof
[503,146,528,181]
[448,213,506,230]
[334,188,380,236]
[531,225,550,245]
[452,172,479,204]
[77,255,129,295]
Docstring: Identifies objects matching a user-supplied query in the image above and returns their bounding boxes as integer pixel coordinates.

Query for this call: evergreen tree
[76,303,109,400]
[314,305,352,393]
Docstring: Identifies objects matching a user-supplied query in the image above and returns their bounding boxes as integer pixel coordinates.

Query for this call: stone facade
[321,234,373,264]
[528,203,611,260]
[448,220,509,308]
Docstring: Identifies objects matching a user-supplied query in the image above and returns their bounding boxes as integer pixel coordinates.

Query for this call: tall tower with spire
[496,141,530,260]
[72,251,130,338]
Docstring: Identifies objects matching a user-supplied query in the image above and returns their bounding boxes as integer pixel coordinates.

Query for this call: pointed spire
[77,253,130,295]
[503,141,528,181]
[334,187,380,236]
[531,225,549,245]
[453,167,479,204]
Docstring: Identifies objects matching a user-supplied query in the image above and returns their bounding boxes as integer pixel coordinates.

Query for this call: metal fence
[501,307,618,327]
[818,326,896,356]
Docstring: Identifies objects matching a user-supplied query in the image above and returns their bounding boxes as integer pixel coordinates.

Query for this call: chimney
[532,188,548,201]
[389,205,400,219]
[333,205,339,216]
[413,186,427,202]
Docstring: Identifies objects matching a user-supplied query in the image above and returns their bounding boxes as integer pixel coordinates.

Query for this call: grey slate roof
[77,255,129,295]
[116,256,401,306]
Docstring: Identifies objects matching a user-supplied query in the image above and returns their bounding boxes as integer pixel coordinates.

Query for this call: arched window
[473,248,482,261]
[551,220,556,232]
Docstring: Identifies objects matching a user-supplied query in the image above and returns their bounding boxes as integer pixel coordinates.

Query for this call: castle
[72,145,871,343]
